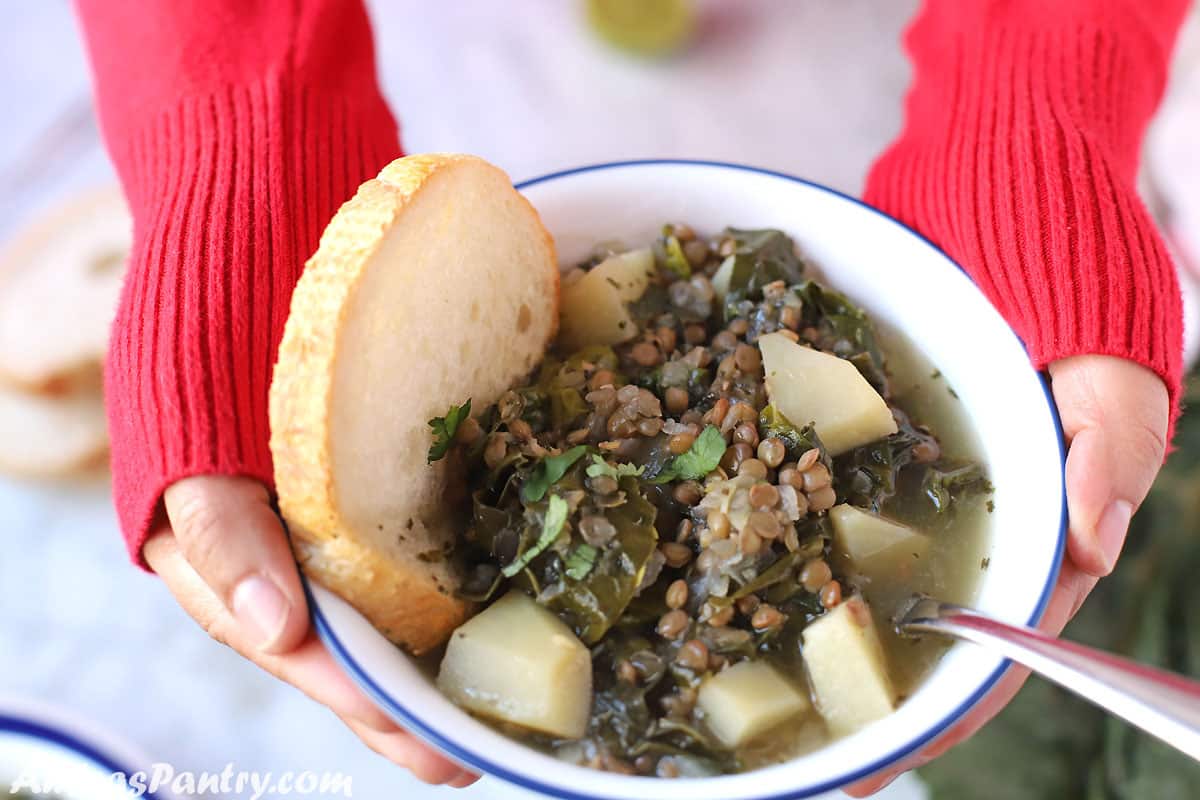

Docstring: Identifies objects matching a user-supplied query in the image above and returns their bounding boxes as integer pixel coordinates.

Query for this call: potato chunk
[830,504,929,578]
[758,332,897,455]
[437,591,592,738]
[802,597,896,736]
[558,248,654,351]
[697,660,810,748]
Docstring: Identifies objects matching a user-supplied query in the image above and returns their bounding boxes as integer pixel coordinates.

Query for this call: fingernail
[232,575,289,650]
[1096,500,1132,574]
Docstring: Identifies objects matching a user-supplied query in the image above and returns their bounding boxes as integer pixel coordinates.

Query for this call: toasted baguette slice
[0,373,107,478]
[0,189,130,392]
[270,154,558,654]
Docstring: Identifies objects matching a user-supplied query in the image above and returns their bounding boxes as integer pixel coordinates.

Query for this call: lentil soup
[427,226,993,777]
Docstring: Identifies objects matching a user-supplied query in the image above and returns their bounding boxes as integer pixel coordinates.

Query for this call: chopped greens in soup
[430,225,993,777]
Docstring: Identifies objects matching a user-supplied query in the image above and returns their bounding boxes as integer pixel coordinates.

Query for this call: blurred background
[1,1,1198,799]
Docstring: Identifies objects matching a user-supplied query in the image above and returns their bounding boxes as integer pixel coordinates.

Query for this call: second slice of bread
[270,154,558,654]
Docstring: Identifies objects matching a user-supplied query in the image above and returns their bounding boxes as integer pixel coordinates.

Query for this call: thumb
[1048,355,1168,577]
[163,475,309,653]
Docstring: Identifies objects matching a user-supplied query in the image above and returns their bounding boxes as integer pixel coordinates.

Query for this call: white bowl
[307,160,1066,799]
[0,697,182,800]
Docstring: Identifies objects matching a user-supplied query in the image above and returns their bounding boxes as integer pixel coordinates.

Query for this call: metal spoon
[894,596,1200,761]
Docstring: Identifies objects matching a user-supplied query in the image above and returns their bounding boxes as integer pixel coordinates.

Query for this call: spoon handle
[901,603,1200,761]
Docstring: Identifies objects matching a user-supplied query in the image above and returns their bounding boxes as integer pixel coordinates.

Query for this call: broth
[740,324,992,768]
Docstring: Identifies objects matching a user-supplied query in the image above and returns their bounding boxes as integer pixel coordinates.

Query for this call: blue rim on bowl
[305,159,1068,799]
[0,712,168,800]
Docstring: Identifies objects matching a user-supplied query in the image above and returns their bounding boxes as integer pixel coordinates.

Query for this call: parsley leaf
[503,494,568,578]
[564,543,599,580]
[426,399,471,463]
[521,445,590,503]
[585,454,645,480]
[652,425,726,483]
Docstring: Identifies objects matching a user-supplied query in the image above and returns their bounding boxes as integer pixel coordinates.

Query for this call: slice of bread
[0,372,107,478]
[0,190,130,393]
[270,154,559,655]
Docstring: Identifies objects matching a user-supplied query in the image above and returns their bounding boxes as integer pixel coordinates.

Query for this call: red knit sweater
[76,0,1188,566]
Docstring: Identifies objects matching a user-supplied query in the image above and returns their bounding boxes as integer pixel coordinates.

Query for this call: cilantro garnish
[426,399,471,463]
[521,445,590,503]
[585,454,645,481]
[652,425,726,483]
[502,494,569,578]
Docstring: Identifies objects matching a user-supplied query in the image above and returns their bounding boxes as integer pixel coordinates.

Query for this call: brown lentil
[676,639,710,671]
[736,594,761,616]
[684,324,707,345]
[636,388,663,417]
[656,609,689,639]
[712,330,738,352]
[749,483,781,509]
[751,604,786,630]
[780,305,802,330]
[675,518,693,542]
[808,485,837,512]
[607,413,637,439]
[796,448,821,471]
[672,480,702,506]
[740,527,764,555]
[912,438,941,463]
[579,514,617,546]
[587,387,618,416]
[707,510,731,540]
[616,659,638,684]
[728,318,749,336]
[637,417,664,437]
[757,437,786,467]
[820,580,843,608]
[634,755,655,775]
[683,239,709,266]
[800,559,833,593]
[454,416,483,446]
[655,326,677,354]
[665,579,689,610]
[802,463,832,492]
[777,466,805,491]
[734,342,761,372]
[660,541,693,568]
[706,604,734,627]
[733,422,759,447]
[617,384,640,403]
[508,418,533,440]
[484,434,508,468]
[589,369,616,390]
[747,509,781,539]
[588,474,619,496]
[664,386,690,415]
[737,457,768,480]
[705,397,730,426]
[720,442,753,471]
[668,431,696,455]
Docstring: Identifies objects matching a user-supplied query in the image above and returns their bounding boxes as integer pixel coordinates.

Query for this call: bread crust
[270,154,557,654]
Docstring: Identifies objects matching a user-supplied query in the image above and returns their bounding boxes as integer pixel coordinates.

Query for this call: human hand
[845,354,1169,796]
[145,475,479,788]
